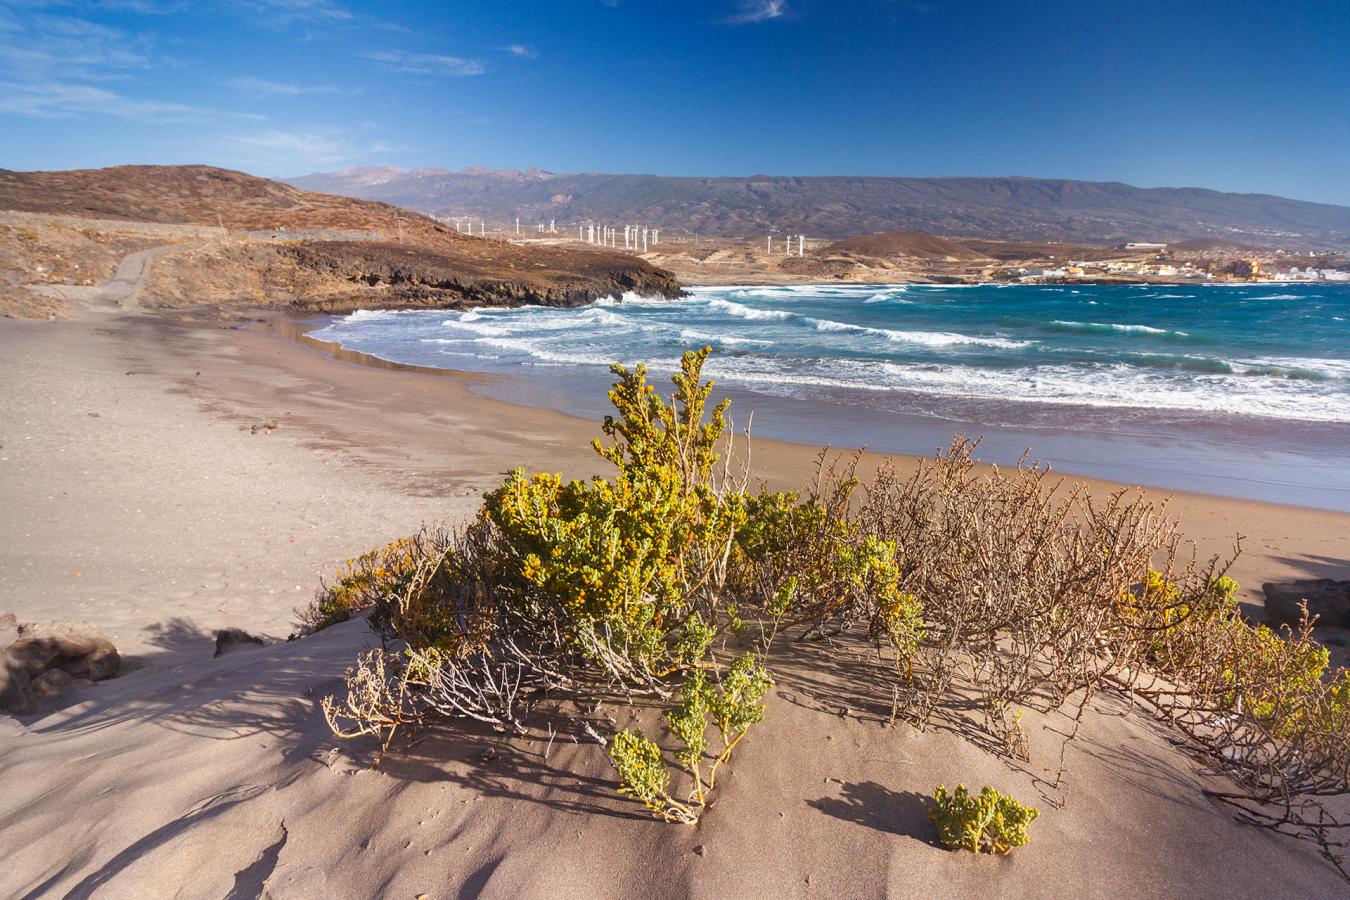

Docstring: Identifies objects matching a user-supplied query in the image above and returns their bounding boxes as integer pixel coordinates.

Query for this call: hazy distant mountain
[284,168,1350,250]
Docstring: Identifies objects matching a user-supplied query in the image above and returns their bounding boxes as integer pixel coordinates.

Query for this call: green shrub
[611,651,773,822]
[314,347,1348,873]
[610,730,695,823]
[324,348,779,821]
[930,784,1039,854]
[299,536,420,632]
[478,348,748,684]
[731,488,923,661]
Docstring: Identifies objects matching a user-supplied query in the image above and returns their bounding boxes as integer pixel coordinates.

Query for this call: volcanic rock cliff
[281,239,681,313]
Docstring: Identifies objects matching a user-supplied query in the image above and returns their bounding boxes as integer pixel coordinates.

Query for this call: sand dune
[2,312,1348,897]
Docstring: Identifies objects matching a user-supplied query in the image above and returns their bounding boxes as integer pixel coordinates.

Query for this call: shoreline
[291,291,1350,514]
[238,309,1350,626]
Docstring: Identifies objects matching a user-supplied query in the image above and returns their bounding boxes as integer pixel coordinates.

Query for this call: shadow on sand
[808,780,935,844]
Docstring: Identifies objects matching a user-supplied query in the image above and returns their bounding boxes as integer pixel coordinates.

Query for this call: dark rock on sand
[1261,579,1350,629]
[7,621,121,682]
[31,668,78,700]
[215,627,266,657]
[0,650,36,715]
[5,635,60,676]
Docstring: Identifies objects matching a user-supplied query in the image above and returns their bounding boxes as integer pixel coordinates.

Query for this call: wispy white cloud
[0,1,190,13]
[225,75,341,96]
[366,49,485,77]
[0,8,212,124]
[224,127,397,171]
[501,43,537,59]
[20,0,361,27]
[234,0,352,26]
[0,11,156,80]
[0,79,215,121]
[726,0,786,24]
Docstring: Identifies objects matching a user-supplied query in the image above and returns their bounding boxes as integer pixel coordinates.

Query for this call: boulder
[57,643,121,681]
[1261,579,1350,630]
[1,650,36,715]
[6,621,121,682]
[5,637,60,676]
[214,627,266,657]
[31,668,77,700]
[0,611,17,644]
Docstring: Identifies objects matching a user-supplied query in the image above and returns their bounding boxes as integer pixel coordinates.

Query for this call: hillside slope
[0,166,681,314]
[286,168,1350,250]
[826,230,989,261]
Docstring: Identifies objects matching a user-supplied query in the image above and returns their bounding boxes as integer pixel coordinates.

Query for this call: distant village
[1009,242,1350,284]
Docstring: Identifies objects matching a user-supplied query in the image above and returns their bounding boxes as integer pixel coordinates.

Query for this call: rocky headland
[0,165,682,318]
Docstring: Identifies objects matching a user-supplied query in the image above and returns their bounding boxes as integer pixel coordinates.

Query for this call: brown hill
[956,239,1124,262]
[0,164,448,236]
[0,166,681,312]
[1168,237,1258,252]
[826,230,989,261]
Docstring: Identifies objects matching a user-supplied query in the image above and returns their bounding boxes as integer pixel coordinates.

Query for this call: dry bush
[856,438,1205,758]
[321,648,422,766]
[312,352,1348,873]
[850,437,1347,874]
[1122,602,1350,875]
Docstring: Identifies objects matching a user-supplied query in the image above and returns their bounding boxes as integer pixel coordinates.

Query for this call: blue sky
[1,0,1348,205]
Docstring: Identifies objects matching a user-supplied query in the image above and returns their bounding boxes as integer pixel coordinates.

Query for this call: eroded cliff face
[281,239,683,312]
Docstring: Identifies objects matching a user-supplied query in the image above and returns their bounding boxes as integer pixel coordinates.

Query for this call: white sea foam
[810,318,866,333]
[470,336,600,366]
[343,308,416,322]
[879,330,1032,349]
[708,298,796,320]
[706,357,1350,422]
[864,288,914,304]
[678,328,773,347]
[594,291,674,307]
[806,316,1031,349]
[1052,320,1188,337]
[440,315,511,337]
[313,283,1350,426]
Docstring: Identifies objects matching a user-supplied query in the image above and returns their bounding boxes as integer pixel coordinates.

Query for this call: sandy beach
[2,309,1349,897]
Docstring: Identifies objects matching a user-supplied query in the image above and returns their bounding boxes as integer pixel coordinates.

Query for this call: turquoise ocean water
[311,283,1350,510]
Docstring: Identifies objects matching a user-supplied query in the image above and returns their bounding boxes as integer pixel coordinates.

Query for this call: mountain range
[285,168,1350,250]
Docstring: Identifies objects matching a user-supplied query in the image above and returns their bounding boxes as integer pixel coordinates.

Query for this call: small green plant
[609,730,698,824]
[610,652,773,822]
[930,784,1039,854]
